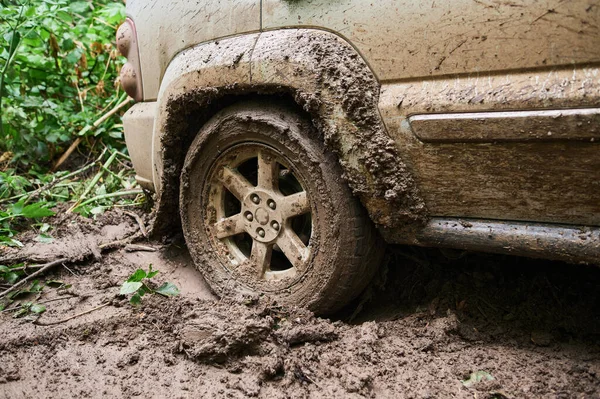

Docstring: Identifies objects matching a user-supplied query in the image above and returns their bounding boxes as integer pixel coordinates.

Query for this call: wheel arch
[150,29,426,237]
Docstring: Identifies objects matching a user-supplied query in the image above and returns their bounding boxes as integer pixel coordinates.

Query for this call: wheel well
[151,90,318,239]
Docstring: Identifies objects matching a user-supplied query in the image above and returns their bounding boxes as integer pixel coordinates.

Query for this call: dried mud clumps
[153,85,250,237]
[176,300,341,365]
[288,32,427,228]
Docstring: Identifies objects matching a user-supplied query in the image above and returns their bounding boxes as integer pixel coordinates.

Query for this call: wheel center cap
[241,190,283,243]
[255,208,269,225]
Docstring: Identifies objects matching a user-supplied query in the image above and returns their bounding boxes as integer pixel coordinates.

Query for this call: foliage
[0,149,142,246]
[0,0,127,169]
[0,267,71,318]
[11,300,46,318]
[0,198,55,246]
[119,265,180,306]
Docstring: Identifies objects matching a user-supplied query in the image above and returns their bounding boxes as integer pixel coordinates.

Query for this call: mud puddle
[0,210,598,398]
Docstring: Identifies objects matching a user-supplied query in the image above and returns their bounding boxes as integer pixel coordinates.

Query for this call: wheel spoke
[257,151,279,190]
[276,228,308,269]
[214,214,245,239]
[281,191,310,219]
[219,167,253,200]
[250,241,273,278]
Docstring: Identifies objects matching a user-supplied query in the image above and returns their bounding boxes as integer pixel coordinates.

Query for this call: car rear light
[116,18,143,102]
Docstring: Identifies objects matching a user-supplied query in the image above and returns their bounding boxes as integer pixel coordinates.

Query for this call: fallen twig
[1,293,77,313]
[5,263,48,272]
[33,302,110,326]
[52,137,83,172]
[74,189,144,212]
[98,231,143,250]
[124,210,148,237]
[124,244,156,252]
[0,231,143,265]
[0,231,143,297]
[0,258,67,299]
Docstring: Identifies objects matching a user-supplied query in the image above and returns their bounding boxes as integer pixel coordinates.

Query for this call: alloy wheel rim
[205,143,313,283]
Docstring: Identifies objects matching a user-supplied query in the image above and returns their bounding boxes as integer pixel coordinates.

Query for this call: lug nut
[245,212,253,221]
[257,228,265,238]
[271,221,280,230]
[251,194,260,204]
[267,199,276,209]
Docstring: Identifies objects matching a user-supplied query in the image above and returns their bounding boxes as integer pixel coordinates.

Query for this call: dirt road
[1,210,598,398]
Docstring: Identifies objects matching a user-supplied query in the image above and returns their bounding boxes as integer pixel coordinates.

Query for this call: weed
[119,265,180,306]
[11,301,45,318]
[1,0,128,169]
[0,149,143,246]
[0,200,55,246]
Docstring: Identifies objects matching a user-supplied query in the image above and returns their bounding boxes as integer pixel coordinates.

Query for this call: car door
[262,0,600,226]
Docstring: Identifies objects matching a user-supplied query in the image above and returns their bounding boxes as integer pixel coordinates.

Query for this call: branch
[33,302,110,326]
[0,258,67,299]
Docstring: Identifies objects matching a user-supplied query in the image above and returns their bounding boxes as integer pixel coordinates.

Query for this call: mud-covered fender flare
[151,29,426,236]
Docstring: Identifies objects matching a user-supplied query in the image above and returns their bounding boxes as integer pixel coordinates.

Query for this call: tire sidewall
[180,104,353,310]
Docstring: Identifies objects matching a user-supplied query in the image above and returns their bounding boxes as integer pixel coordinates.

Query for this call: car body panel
[151,33,258,195]
[262,0,600,82]
[126,0,260,100]
[122,102,156,190]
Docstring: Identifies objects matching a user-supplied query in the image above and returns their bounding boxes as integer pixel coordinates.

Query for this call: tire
[179,100,383,314]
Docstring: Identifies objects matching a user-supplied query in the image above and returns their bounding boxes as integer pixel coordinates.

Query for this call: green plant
[1,0,127,169]
[119,265,180,306]
[11,300,45,318]
[0,274,45,311]
[0,148,143,246]
[0,199,54,246]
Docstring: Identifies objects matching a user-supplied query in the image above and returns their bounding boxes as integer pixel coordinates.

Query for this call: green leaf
[0,237,23,247]
[13,307,29,318]
[28,280,43,293]
[64,48,83,65]
[130,293,141,306]
[462,371,494,388]
[138,285,150,296]
[90,206,105,216]
[11,201,25,216]
[30,303,46,314]
[4,272,20,285]
[127,269,147,283]
[146,264,158,279]
[61,38,75,51]
[69,2,89,13]
[119,281,142,295]
[156,282,180,297]
[0,265,9,273]
[21,203,55,219]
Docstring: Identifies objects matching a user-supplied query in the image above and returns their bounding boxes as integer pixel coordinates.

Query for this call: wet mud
[1,211,599,398]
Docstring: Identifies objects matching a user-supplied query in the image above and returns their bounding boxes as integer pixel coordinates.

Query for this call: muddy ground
[0,210,598,398]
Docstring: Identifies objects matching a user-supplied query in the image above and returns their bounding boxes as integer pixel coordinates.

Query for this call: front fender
[151,29,426,236]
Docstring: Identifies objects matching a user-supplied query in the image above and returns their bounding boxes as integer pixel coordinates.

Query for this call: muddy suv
[119,1,600,314]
